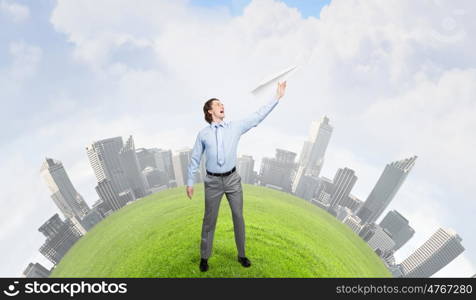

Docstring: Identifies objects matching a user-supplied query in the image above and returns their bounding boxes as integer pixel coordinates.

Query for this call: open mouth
[220,110,224,113]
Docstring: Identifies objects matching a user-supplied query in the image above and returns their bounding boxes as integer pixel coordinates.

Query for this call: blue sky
[0,0,93,141]
[190,0,330,17]
[1,0,475,278]
[0,0,331,141]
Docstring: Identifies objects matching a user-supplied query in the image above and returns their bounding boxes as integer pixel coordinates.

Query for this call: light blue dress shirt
[186,95,280,187]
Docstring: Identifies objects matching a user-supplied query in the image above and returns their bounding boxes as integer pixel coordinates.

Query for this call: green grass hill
[50,184,391,278]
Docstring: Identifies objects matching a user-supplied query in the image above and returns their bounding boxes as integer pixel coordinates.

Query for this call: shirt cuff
[269,94,279,108]
[186,179,194,187]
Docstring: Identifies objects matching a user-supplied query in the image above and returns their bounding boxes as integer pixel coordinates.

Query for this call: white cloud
[0,0,30,23]
[0,41,42,104]
[8,41,42,80]
[359,68,476,191]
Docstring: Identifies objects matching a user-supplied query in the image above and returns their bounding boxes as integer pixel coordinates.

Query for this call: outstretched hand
[276,81,287,100]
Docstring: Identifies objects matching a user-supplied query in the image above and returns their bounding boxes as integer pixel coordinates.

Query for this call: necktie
[215,124,225,166]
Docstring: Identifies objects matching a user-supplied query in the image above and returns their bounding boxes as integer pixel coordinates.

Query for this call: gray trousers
[201,170,245,259]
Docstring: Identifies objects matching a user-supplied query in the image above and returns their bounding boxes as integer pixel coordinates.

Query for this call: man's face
[208,100,225,121]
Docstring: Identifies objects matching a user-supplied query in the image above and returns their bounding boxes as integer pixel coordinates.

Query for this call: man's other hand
[186,186,194,199]
[277,81,287,100]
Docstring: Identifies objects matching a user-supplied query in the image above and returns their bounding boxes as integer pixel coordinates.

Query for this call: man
[186,81,287,272]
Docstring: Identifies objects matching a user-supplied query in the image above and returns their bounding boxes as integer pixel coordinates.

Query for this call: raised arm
[186,132,204,198]
[238,81,287,135]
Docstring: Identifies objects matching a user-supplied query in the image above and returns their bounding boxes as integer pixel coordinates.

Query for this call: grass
[50,184,391,278]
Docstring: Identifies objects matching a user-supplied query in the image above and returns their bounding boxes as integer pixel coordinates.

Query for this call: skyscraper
[294,175,319,200]
[297,141,312,166]
[400,228,464,278]
[22,263,51,278]
[329,167,357,209]
[38,214,82,265]
[95,179,130,212]
[154,149,175,182]
[86,137,131,196]
[356,156,417,224]
[142,166,168,188]
[305,117,333,172]
[38,213,67,238]
[136,148,158,171]
[314,177,335,204]
[118,135,149,198]
[359,223,378,242]
[259,149,297,192]
[379,210,415,251]
[40,158,90,220]
[173,148,201,187]
[340,194,363,212]
[79,209,103,232]
[237,155,255,184]
[92,198,112,218]
[292,116,333,193]
[342,214,363,234]
[366,225,396,256]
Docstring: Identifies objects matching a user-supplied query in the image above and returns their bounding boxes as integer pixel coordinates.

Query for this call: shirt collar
[210,120,227,128]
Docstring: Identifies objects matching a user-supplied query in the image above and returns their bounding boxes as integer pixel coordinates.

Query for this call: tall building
[86,137,131,196]
[340,194,363,212]
[136,148,158,171]
[142,166,168,188]
[173,148,189,187]
[292,116,333,193]
[95,179,130,212]
[92,198,115,218]
[294,175,319,200]
[40,158,90,220]
[329,167,357,209]
[400,228,465,278]
[154,149,175,182]
[38,214,82,265]
[22,263,51,278]
[305,117,333,171]
[379,210,415,251]
[336,205,353,221]
[174,148,201,186]
[342,215,363,234]
[79,209,103,232]
[118,135,149,198]
[314,177,335,204]
[237,155,255,184]
[297,141,313,166]
[259,149,297,192]
[68,215,88,235]
[366,225,396,256]
[359,223,378,242]
[356,156,417,224]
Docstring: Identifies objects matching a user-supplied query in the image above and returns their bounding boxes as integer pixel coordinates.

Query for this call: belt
[206,166,236,177]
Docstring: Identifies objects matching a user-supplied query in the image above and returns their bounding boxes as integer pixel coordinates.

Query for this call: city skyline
[23,113,465,277]
[1,0,474,278]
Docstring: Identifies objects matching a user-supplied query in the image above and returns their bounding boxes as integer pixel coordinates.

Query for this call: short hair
[203,98,220,124]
